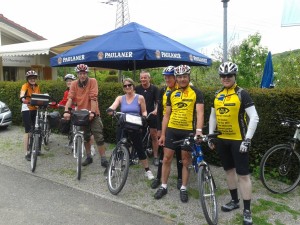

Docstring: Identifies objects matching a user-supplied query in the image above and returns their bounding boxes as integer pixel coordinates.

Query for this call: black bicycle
[106,111,143,195]
[260,114,300,194]
[142,112,153,158]
[27,93,57,172]
[173,131,221,225]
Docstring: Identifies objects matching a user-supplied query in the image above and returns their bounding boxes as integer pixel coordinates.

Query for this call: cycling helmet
[218,62,238,75]
[162,66,175,75]
[174,65,191,76]
[64,74,76,81]
[75,64,89,73]
[25,70,38,78]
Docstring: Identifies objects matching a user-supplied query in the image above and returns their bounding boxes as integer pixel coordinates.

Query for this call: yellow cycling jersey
[214,84,253,140]
[167,85,204,130]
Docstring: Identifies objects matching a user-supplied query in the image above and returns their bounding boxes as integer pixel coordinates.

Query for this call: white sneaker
[91,145,96,156]
[145,170,154,180]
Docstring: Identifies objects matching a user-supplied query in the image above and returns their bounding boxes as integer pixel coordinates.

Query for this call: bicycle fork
[73,132,85,159]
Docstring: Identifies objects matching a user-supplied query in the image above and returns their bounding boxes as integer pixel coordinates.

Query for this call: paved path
[0,126,299,225]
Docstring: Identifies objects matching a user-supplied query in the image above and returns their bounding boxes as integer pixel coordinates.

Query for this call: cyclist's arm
[209,107,217,134]
[245,105,259,139]
[139,95,147,117]
[107,96,122,114]
[195,103,204,136]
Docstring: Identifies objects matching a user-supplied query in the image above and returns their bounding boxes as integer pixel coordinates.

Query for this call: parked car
[0,101,12,129]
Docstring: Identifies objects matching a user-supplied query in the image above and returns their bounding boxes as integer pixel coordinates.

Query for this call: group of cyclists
[20,62,258,225]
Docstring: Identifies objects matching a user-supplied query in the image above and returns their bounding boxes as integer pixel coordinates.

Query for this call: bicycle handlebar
[277,112,300,128]
[173,131,222,144]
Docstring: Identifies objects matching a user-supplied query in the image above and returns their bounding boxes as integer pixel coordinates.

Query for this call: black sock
[243,200,251,211]
[229,189,239,203]
[145,167,150,172]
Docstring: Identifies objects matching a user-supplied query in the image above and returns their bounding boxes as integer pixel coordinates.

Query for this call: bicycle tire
[142,131,153,158]
[43,120,51,150]
[198,165,218,225]
[107,145,130,195]
[260,144,300,194]
[75,135,83,180]
[30,133,39,172]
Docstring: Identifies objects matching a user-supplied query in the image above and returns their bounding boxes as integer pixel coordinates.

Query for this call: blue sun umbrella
[50,22,211,70]
[261,51,274,88]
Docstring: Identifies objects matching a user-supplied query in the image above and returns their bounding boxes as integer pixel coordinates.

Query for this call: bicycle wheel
[43,120,51,150]
[75,135,83,180]
[30,133,40,172]
[142,131,153,158]
[260,144,300,194]
[107,145,130,195]
[198,165,218,225]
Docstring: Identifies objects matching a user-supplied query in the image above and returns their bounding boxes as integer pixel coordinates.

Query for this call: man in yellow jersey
[154,65,204,203]
[208,62,259,225]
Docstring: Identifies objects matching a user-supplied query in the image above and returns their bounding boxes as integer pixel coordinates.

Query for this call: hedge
[1,80,299,169]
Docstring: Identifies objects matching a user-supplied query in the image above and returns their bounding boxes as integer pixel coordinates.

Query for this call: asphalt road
[0,163,174,225]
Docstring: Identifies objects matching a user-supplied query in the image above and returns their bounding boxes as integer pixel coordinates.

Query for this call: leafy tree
[230,33,268,87]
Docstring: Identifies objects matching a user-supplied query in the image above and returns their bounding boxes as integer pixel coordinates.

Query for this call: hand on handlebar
[22,98,29,104]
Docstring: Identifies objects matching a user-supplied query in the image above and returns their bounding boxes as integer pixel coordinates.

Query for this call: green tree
[231,33,268,87]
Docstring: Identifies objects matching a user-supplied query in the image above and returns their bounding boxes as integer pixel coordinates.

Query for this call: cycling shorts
[164,127,193,151]
[147,114,158,129]
[22,110,37,133]
[215,138,250,175]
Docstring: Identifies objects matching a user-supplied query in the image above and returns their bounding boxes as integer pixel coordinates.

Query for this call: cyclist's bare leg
[238,174,252,200]
[225,168,238,190]
[150,128,159,158]
[140,159,150,168]
[24,133,29,154]
[161,147,174,184]
[84,141,91,156]
[181,150,192,187]
[97,144,106,157]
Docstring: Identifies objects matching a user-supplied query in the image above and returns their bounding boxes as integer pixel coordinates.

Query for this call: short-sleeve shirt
[135,84,159,113]
[20,83,41,111]
[167,85,204,131]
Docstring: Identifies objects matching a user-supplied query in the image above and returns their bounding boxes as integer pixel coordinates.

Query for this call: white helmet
[64,74,76,81]
[162,66,175,75]
[219,62,238,75]
[75,64,89,73]
[174,65,191,76]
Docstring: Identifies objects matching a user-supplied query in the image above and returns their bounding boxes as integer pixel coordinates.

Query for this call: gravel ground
[0,125,300,225]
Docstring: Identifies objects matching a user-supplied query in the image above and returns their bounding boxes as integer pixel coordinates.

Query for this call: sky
[1,0,300,58]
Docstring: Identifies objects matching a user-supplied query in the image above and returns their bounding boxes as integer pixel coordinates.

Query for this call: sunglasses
[123,84,133,88]
[220,74,234,78]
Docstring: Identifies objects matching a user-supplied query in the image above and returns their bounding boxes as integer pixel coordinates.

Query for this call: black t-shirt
[135,84,159,113]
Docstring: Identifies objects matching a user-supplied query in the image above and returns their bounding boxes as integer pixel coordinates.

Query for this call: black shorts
[22,110,37,133]
[165,128,193,151]
[216,138,250,175]
[147,114,157,129]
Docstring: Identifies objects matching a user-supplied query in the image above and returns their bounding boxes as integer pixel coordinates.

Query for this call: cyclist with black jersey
[151,66,183,190]
[208,62,259,225]
[135,71,160,166]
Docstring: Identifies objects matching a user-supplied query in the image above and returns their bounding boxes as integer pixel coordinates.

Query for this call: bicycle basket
[59,118,71,134]
[119,113,143,131]
[71,110,90,126]
[48,111,61,129]
[30,93,50,106]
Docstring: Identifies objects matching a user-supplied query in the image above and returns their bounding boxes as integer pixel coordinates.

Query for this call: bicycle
[260,114,300,194]
[142,112,153,158]
[173,131,221,225]
[106,111,144,195]
[27,93,56,172]
[69,109,90,180]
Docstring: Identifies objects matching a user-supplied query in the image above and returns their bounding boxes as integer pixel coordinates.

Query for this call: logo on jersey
[166,90,171,97]
[217,94,225,101]
[175,91,181,97]
[175,102,188,108]
[217,107,229,114]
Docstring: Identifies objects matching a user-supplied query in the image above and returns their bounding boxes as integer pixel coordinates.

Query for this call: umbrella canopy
[261,51,274,88]
[50,22,212,70]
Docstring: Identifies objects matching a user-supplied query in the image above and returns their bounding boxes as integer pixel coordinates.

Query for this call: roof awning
[0,35,98,57]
